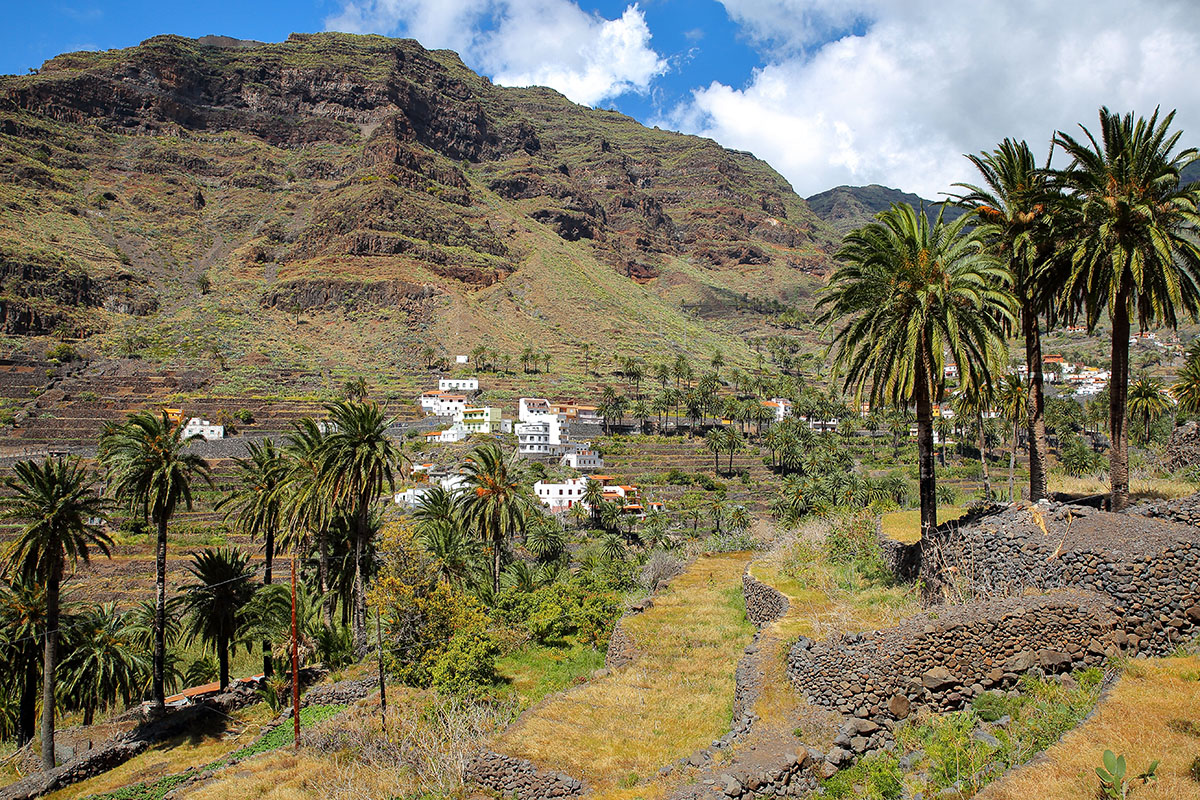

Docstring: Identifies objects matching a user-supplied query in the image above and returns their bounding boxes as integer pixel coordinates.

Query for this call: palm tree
[342,376,368,400]
[704,427,726,474]
[1128,374,1172,443]
[996,374,1028,501]
[217,439,287,678]
[178,548,259,690]
[817,203,1013,599]
[316,400,402,652]
[1055,107,1200,509]
[955,382,996,501]
[725,426,745,473]
[728,505,751,534]
[582,478,605,529]
[1173,356,1200,414]
[459,443,537,594]
[955,139,1064,501]
[0,577,45,746]
[59,603,148,725]
[933,415,953,467]
[281,418,334,625]
[632,399,650,434]
[0,457,110,768]
[100,410,210,711]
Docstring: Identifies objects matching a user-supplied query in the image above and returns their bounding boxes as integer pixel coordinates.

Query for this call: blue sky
[3,1,1199,197]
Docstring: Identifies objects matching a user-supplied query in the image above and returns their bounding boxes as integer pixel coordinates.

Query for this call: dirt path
[495,552,757,800]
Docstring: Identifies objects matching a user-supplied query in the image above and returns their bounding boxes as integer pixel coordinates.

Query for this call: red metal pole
[291,553,300,752]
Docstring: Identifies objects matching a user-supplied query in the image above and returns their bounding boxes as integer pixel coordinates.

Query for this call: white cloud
[325,0,666,107]
[671,0,1200,197]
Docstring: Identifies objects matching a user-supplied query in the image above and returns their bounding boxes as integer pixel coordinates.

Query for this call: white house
[762,398,792,423]
[533,477,594,513]
[183,417,224,441]
[424,424,469,444]
[560,446,604,471]
[455,355,469,364]
[419,392,468,417]
[944,363,960,379]
[395,472,469,506]
[439,377,479,393]
[518,397,571,456]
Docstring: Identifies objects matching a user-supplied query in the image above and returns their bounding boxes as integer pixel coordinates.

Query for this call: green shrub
[971,690,1017,722]
[46,341,80,363]
[430,625,501,698]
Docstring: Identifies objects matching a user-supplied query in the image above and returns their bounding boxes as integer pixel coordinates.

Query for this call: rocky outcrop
[259,278,439,311]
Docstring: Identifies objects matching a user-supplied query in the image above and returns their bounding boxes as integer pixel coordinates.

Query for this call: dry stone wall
[465,751,585,799]
[939,503,1200,655]
[742,568,788,627]
[787,590,1117,759]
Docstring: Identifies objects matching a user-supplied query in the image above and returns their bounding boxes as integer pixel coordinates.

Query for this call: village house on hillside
[439,377,479,393]
[419,392,468,417]
[533,475,660,516]
[182,417,224,440]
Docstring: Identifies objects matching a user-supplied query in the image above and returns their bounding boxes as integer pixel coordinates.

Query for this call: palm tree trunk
[1110,293,1132,510]
[218,631,229,690]
[318,527,332,628]
[41,561,59,771]
[976,414,991,500]
[915,363,940,605]
[152,515,168,712]
[1024,304,1049,501]
[262,531,274,679]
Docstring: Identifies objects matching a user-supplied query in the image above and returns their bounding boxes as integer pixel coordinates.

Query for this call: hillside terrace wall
[742,568,788,628]
[787,590,1118,756]
[937,503,1200,655]
[464,751,584,799]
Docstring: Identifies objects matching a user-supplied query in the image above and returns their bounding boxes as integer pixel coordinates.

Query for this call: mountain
[804,184,966,235]
[813,161,1200,237]
[0,32,838,395]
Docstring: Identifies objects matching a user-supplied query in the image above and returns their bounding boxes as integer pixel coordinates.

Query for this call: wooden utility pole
[291,553,300,752]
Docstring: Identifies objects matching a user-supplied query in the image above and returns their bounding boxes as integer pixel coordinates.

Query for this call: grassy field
[496,552,756,798]
[977,655,1200,800]
[878,506,967,544]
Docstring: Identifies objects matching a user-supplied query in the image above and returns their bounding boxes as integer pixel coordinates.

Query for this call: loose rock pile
[787,590,1118,753]
[716,748,820,799]
[940,503,1200,654]
[464,751,585,798]
[1129,491,1200,528]
[742,569,788,627]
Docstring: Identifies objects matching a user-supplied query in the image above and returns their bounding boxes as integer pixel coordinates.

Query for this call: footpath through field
[496,552,756,799]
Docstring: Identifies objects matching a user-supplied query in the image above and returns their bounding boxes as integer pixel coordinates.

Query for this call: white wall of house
[183,418,224,440]
[560,448,604,471]
[439,378,479,392]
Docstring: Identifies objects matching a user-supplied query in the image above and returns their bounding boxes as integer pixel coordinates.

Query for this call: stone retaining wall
[465,750,585,799]
[938,503,1200,654]
[1129,492,1200,527]
[742,569,788,627]
[786,590,1117,760]
[605,623,637,668]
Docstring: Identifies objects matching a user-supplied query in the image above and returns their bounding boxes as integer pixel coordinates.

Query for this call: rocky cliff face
[0,32,837,372]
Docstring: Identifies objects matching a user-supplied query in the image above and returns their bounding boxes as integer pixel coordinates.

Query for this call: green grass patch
[495,641,606,706]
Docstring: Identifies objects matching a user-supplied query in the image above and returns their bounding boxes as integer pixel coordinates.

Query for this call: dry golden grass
[46,703,275,800]
[181,750,406,800]
[1048,473,1196,500]
[496,552,755,796]
[750,556,918,644]
[978,656,1200,800]
[879,506,967,544]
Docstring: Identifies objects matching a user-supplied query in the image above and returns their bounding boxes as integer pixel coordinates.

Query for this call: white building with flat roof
[419,392,468,417]
[439,377,479,393]
[560,447,603,471]
[183,417,224,441]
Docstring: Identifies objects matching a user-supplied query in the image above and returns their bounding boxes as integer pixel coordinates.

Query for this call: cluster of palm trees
[466,344,552,375]
[819,108,1200,585]
[0,398,407,767]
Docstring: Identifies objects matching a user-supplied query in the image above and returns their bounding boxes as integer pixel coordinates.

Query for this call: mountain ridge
[0,32,839,388]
